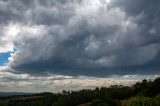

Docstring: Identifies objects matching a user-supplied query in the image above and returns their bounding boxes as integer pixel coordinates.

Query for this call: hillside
[0,77,160,106]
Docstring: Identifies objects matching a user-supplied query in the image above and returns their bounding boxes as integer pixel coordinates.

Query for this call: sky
[0,0,160,93]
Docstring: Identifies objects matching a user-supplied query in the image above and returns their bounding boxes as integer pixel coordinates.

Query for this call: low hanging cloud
[1,70,156,92]
[0,0,160,76]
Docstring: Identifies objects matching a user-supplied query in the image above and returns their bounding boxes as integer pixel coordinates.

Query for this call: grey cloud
[1,70,152,92]
[0,0,159,76]
[111,0,160,44]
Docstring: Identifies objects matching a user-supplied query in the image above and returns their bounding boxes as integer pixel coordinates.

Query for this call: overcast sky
[0,0,160,92]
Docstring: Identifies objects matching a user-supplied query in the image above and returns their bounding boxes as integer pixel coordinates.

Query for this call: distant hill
[0,78,159,106]
[0,92,32,96]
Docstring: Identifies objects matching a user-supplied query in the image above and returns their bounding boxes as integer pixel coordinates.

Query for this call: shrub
[128,96,153,106]
[152,94,160,106]
[90,98,116,106]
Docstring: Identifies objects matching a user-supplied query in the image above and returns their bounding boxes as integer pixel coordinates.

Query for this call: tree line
[0,77,160,106]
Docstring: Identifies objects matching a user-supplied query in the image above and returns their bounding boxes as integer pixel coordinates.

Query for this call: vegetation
[0,77,160,106]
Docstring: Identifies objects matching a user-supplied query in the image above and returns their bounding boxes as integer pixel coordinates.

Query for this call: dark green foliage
[0,92,53,106]
[152,94,160,106]
[128,96,153,106]
[0,77,160,106]
[90,98,116,106]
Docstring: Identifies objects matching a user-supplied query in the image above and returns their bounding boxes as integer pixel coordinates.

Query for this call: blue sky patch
[0,52,11,66]
[0,48,17,66]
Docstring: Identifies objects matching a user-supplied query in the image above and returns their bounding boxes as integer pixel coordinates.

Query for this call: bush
[90,98,116,106]
[90,99,102,106]
[152,94,160,106]
[128,96,153,106]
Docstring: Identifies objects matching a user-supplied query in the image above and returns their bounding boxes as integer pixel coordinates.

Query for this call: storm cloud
[0,0,160,76]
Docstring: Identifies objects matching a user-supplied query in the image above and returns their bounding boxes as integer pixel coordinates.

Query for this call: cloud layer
[0,0,160,76]
[1,70,156,92]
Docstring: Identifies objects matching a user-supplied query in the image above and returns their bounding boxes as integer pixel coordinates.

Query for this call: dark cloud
[0,0,159,76]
